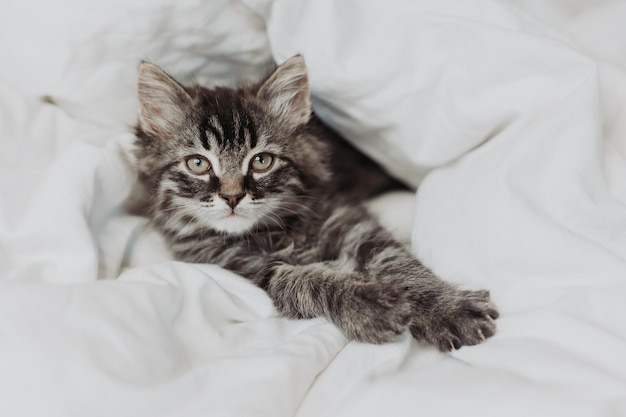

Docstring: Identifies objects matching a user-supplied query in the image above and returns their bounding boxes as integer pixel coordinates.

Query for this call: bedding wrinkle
[2,0,626,415]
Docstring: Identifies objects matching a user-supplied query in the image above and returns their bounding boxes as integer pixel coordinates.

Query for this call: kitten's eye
[250,153,275,173]
[185,156,211,175]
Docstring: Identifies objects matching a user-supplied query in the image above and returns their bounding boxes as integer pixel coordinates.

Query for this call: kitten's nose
[219,192,246,209]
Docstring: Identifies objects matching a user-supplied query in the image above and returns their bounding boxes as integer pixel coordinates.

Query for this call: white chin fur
[209,213,258,235]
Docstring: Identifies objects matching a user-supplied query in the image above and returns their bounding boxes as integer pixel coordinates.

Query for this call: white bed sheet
[1,0,625,416]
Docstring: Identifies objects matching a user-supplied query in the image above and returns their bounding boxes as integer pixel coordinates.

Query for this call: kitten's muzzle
[219,192,246,209]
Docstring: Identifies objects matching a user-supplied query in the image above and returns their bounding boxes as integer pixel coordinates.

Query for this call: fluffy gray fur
[133,56,498,351]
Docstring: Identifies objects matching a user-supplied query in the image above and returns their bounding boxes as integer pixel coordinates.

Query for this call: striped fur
[133,56,498,350]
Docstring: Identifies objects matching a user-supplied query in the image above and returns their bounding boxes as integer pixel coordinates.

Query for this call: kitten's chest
[249,224,318,256]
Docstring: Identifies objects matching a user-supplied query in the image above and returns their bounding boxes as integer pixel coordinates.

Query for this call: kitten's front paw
[410,289,499,352]
[337,282,412,344]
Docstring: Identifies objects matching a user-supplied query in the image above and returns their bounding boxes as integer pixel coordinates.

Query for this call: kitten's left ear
[257,55,311,129]
[137,62,192,139]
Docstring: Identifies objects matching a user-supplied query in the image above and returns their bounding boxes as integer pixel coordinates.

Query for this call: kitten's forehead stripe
[200,90,259,151]
[202,124,220,150]
[237,102,258,149]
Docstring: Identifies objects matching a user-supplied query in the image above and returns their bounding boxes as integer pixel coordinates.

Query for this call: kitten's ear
[137,62,192,139]
[257,55,311,129]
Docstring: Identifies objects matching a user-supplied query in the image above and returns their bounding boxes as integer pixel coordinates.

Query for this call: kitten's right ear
[257,55,311,130]
[137,62,192,139]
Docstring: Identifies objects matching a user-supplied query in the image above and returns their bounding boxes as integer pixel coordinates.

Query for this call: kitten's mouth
[225,209,248,222]
[212,209,257,235]
[227,207,242,216]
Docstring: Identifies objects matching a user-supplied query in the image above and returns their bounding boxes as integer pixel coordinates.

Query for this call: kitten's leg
[319,206,499,351]
[175,235,410,343]
[260,262,413,344]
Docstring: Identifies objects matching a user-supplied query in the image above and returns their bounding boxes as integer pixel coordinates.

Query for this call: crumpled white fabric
[1,0,626,416]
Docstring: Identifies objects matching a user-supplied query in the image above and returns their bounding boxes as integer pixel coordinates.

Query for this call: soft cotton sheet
[1,0,625,416]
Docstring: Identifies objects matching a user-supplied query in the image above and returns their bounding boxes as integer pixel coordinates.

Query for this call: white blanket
[1,0,626,416]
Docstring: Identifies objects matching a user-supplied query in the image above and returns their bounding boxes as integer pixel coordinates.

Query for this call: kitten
[133,55,498,351]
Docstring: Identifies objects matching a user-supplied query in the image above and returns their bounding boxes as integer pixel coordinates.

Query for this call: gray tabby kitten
[133,56,498,351]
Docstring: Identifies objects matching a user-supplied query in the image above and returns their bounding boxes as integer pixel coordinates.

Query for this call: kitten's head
[134,56,331,236]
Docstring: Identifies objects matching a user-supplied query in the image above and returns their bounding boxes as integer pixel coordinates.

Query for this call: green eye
[185,156,211,174]
[250,153,274,172]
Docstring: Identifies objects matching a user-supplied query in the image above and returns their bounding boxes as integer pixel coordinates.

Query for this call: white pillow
[244,0,593,187]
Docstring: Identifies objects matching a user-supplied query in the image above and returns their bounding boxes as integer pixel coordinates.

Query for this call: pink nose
[219,192,245,209]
